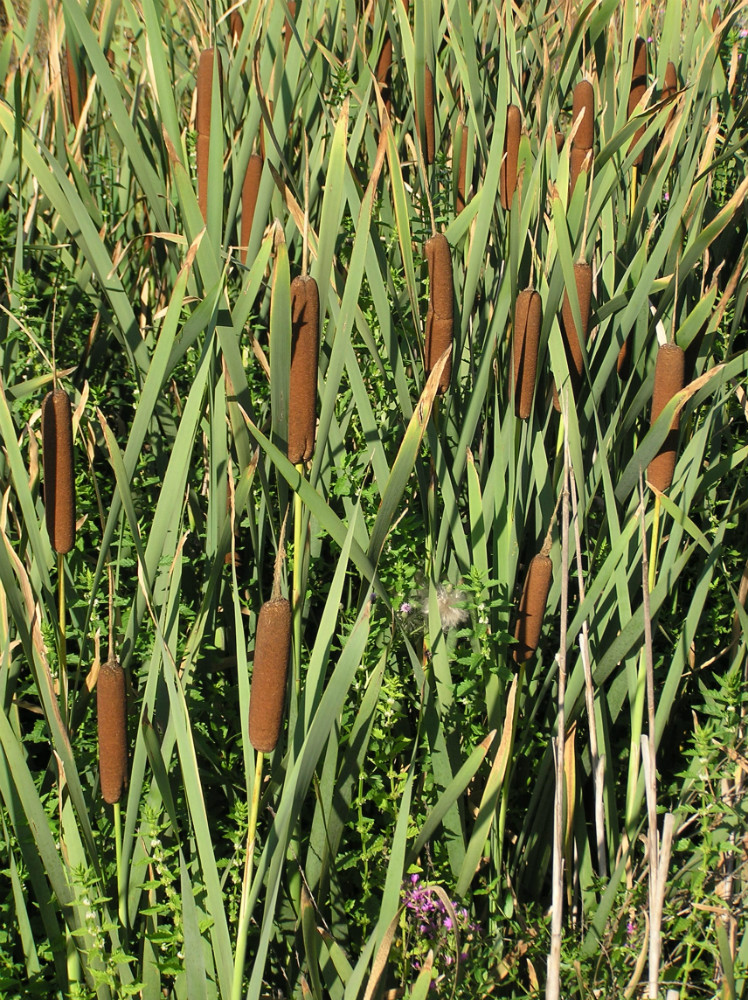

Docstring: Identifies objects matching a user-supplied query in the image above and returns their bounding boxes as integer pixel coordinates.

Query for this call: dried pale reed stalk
[249,598,291,752]
[241,153,263,265]
[456,121,469,213]
[648,342,684,492]
[97,657,127,804]
[500,104,521,209]
[628,37,648,166]
[288,275,320,464]
[552,262,592,412]
[513,553,553,662]
[570,80,593,193]
[513,289,542,419]
[196,47,222,220]
[424,233,453,394]
[42,388,76,554]
[424,66,436,164]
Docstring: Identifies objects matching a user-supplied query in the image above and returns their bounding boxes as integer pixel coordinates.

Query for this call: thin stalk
[625,493,661,832]
[293,466,304,699]
[231,752,264,1000]
[114,801,125,928]
[58,553,68,724]
[547,422,570,1000]
[570,471,606,878]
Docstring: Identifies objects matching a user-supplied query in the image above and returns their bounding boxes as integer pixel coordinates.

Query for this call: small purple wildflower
[740,28,748,37]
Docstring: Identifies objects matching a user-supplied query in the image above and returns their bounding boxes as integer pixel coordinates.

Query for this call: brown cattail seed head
[424,233,454,394]
[376,34,393,110]
[196,48,221,137]
[513,290,542,420]
[513,554,552,662]
[424,66,436,164]
[249,599,291,753]
[42,388,76,554]
[628,37,648,166]
[500,104,521,209]
[97,658,127,804]
[648,342,685,492]
[553,262,592,411]
[241,154,263,265]
[288,276,320,464]
[65,45,86,128]
[282,0,297,55]
[662,61,678,130]
[572,80,594,150]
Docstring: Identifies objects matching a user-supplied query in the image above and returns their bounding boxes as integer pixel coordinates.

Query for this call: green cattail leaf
[312,99,349,327]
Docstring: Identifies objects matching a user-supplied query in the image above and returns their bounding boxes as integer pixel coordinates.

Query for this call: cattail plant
[628,36,648,166]
[513,552,553,662]
[570,79,593,193]
[288,275,320,464]
[65,44,86,128]
[241,153,263,265]
[248,598,292,753]
[648,342,685,492]
[500,104,521,209]
[42,388,76,554]
[552,261,592,411]
[282,1,297,56]
[513,289,542,419]
[424,233,454,394]
[97,657,127,804]
[456,119,469,213]
[196,47,222,221]
[662,61,678,130]
[424,66,436,164]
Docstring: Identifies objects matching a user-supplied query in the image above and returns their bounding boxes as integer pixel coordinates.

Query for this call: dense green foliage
[0,0,747,997]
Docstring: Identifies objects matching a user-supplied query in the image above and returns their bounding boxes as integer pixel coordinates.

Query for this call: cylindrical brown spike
[570,147,593,194]
[97,658,127,804]
[628,37,648,166]
[617,337,630,380]
[196,133,210,221]
[500,104,521,210]
[648,342,685,492]
[42,388,76,554]
[424,66,436,165]
[230,11,243,44]
[513,554,553,662]
[65,45,86,129]
[196,48,217,137]
[241,154,263,265]
[288,275,320,464]
[249,599,291,753]
[712,7,720,30]
[282,1,297,56]
[456,122,469,213]
[424,233,454,394]
[376,34,393,110]
[553,262,592,411]
[555,130,565,153]
[571,80,594,150]
[662,61,678,130]
[513,290,542,420]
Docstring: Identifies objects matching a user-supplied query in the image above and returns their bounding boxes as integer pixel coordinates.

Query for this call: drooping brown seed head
[500,104,521,210]
[456,122,469,213]
[424,66,436,165]
[241,154,263,265]
[571,80,594,150]
[424,233,454,394]
[513,554,553,662]
[97,657,127,804]
[553,262,592,412]
[513,290,542,420]
[628,37,648,166]
[249,599,291,753]
[288,275,320,464]
[42,388,76,554]
[648,342,685,492]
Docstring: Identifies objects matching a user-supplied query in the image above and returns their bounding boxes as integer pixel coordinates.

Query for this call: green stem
[625,494,661,833]
[231,752,264,1000]
[293,464,304,700]
[58,553,68,725]
[114,801,125,930]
